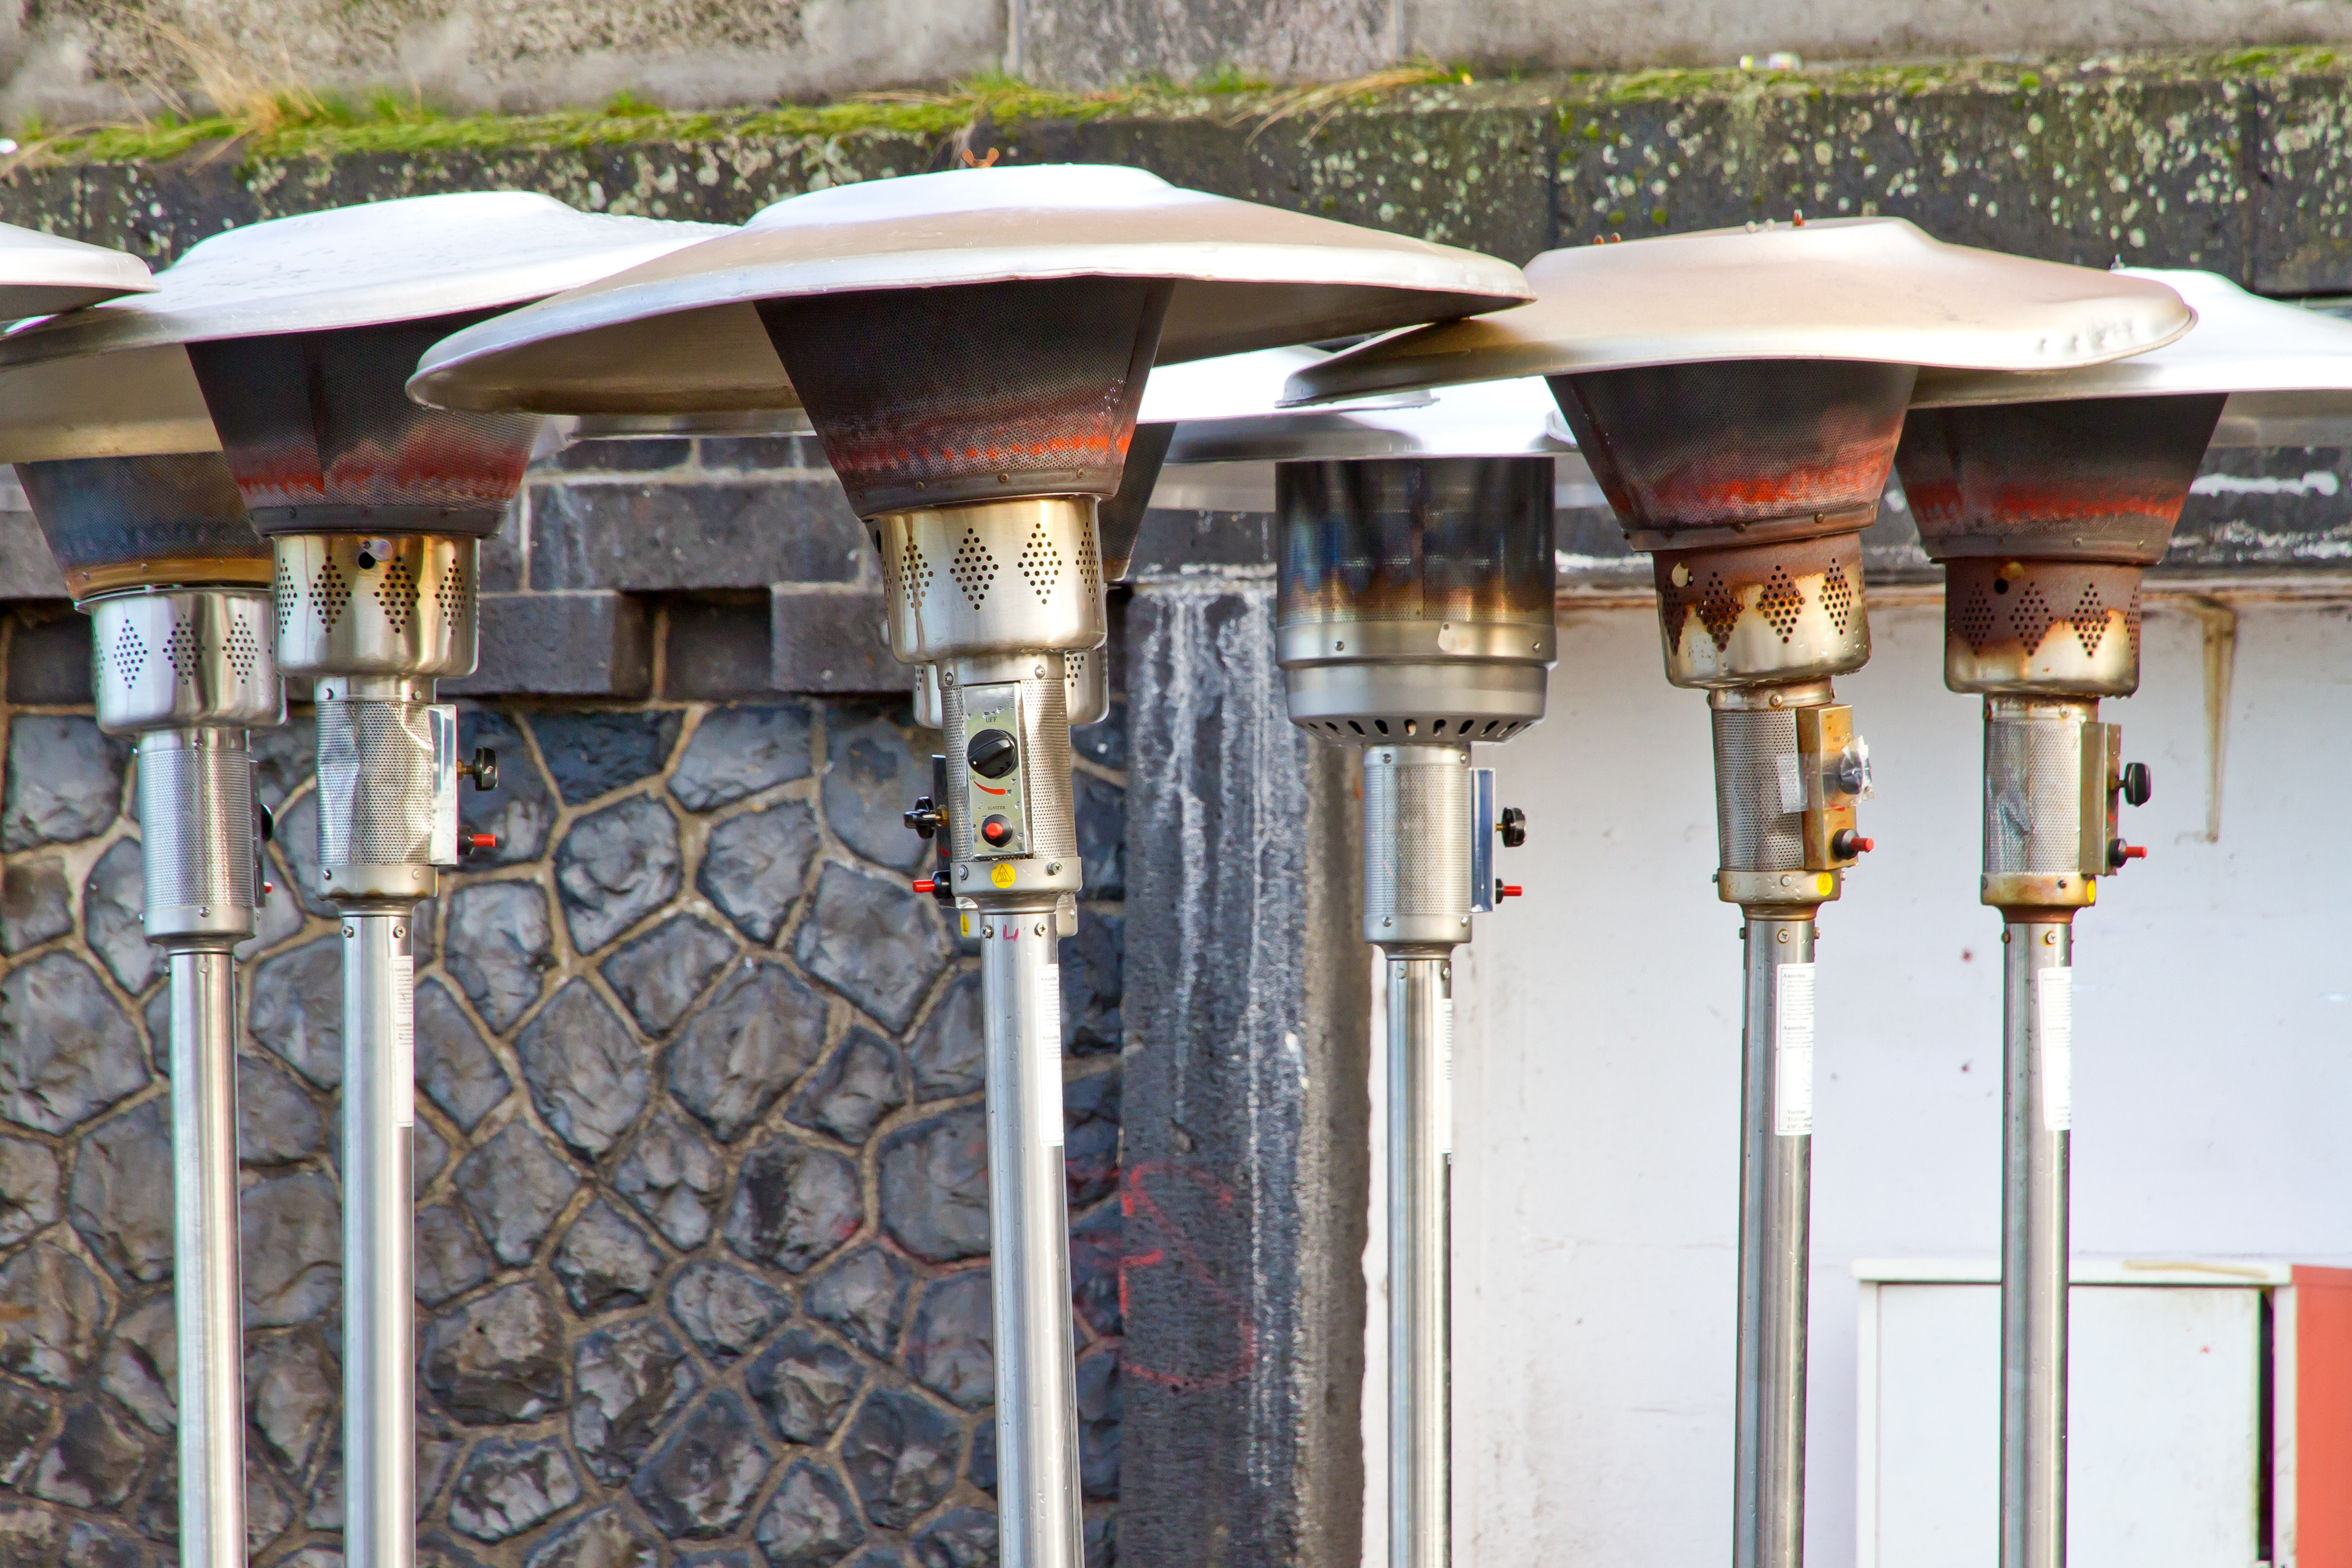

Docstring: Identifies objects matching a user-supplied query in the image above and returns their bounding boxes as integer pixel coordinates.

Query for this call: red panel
[2297,1265,2352,1567]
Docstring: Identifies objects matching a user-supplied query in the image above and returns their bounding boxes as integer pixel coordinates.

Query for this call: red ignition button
[981,815,1013,847]
[912,879,937,894]
[1495,881,1523,900]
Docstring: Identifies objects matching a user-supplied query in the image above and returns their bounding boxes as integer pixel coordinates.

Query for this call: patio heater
[1290,219,2191,1568]
[409,161,1530,1568]
[0,226,280,1568]
[1157,366,1567,1568]
[0,192,720,1568]
[1896,268,2352,1568]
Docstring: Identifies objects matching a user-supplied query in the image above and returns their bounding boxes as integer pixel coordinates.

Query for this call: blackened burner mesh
[760,277,1171,518]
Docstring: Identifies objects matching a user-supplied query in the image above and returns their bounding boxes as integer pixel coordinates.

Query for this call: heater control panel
[1796,705,1874,871]
[959,682,1030,859]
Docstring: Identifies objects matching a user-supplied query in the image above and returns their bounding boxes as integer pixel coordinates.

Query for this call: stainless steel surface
[0,194,723,360]
[137,728,261,942]
[0,344,221,464]
[407,164,1533,416]
[1062,647,1108,729]
[274,535,478,679]
[342,911,417,1568]
[1362,743,1474,947]
[19,453,263,599]
[1914,266,2352,409]
[1982,697,2109,884]
[90,589,282,733]
[572,407,815,440]
[878,500,1107,662]
[311,690,464,901]
[1166,375,1569,463]
[1658,534,1871,690]
[940,654,1079,884]
[1275,458,1555,739]
[1736,914,1815,1568]
[1944,564,2144,697]
[166,945,246,1568]
[1386,955,1452,1568]
[979,904,1084,1568]
[2001,920,2072,1568]
[0,219,153,319]
[1285,219,2193,404]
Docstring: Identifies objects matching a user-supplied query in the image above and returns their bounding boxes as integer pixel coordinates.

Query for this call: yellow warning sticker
[960,913,971,936]
[990,864,1017,888]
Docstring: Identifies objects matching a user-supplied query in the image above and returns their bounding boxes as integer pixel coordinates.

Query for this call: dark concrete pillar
[1119,570,1371,1568]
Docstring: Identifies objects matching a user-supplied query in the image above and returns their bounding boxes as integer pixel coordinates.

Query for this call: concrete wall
[1446,594,2352,1567]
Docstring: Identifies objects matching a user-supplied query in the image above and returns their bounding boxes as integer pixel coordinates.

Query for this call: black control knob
[2120,761,2152,807]
[980,814,1014,848]
[463,747,499,792]
[903,796,944,840]
[1498,806,1526,848]
[967,728,1020,780]
[255,800,275,843]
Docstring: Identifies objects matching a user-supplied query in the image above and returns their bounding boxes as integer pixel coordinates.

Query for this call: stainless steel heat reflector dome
[1160,362,1564,1568]
[410,162,1533,1568]
[1892,269,2352,1568]
[0,191,723,1568]
[1295,217,2192,1568]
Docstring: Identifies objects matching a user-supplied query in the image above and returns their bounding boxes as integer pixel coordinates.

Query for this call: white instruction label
[1775,963,1816,1137]
[1438,998,1455,1158]
[1036,963,1064,1146]
[1775,753,1808,814]
[390,954,415,1128]
[2038,967,2074,1133]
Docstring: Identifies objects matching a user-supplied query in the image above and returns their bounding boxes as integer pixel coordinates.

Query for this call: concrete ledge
[441,591,653,697]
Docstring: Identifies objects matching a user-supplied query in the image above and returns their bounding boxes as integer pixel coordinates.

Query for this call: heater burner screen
[760,278,1171,517]
[188,314,539,537]
[18,454,264,596]
[1711,707,1805,872]
[1896,395,2226,566]
[1552,360,1912,544]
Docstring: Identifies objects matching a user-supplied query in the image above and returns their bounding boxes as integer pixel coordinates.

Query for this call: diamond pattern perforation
[1698,572,1741,651]
[225,621,260,681]
[1820,562,1856,636]
[1758,565,1806,644]
[1953,581,1997,654]
[375,559,420,634]
[312,558,351,634]
[165,621,202,681]
[2070,585,2107,657]
[274,558,299,640]
[108,624,147,685]
[435,559,469,627]
[2009,582,2054,651]
[949,530,996,608]
[1017,525,1063,603]
[2126,587,2143,665]
[1077,516,1101,596]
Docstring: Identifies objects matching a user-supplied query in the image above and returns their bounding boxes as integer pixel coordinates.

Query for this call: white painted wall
[1438,596,2352,1568]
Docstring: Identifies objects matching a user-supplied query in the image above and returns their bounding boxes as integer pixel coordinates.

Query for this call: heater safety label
[390,954,415,1130]
[1776,963,1816,1137]
[2038,967,2074,1133]
[1036,963,1064,1147]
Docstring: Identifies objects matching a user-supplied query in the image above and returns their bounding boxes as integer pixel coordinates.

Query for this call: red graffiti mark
[1115,1159,1258,1392]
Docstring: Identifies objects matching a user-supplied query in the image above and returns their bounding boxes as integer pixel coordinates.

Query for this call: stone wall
[0,509,1132,1568]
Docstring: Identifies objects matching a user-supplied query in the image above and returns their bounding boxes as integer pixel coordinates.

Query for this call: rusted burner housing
[1896,394,2225,697]
[19,452,265,598]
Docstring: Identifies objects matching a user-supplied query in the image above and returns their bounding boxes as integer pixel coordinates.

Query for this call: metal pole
[1385,954,1451,1568]
[2000,918,2070,1568]
[166,941,246,1568]
[1363,741,1472,1568]
[1734,914,1813,1568]
[341,909,416,1568]
[980,900,1082,1568]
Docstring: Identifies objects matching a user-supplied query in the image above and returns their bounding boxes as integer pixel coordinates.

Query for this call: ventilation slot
[225,621,260,681]
[274,557,299,640]
[1953,581,1997,654]
[165,621,203,682]
[2009,582,2055,652]
[949,529,995,607]
[1017,524,1064,602]
[435,559,470,626]
[1758,565,1806,644]
[2126,587,2143,665]
[1819,561,1856,636]
[1699,571,1741,651]
[108,624,148,685]
[1077,516,1101,595]
[312,559,352,634]
[376,559,420,634]
[2070,585,2107,657]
